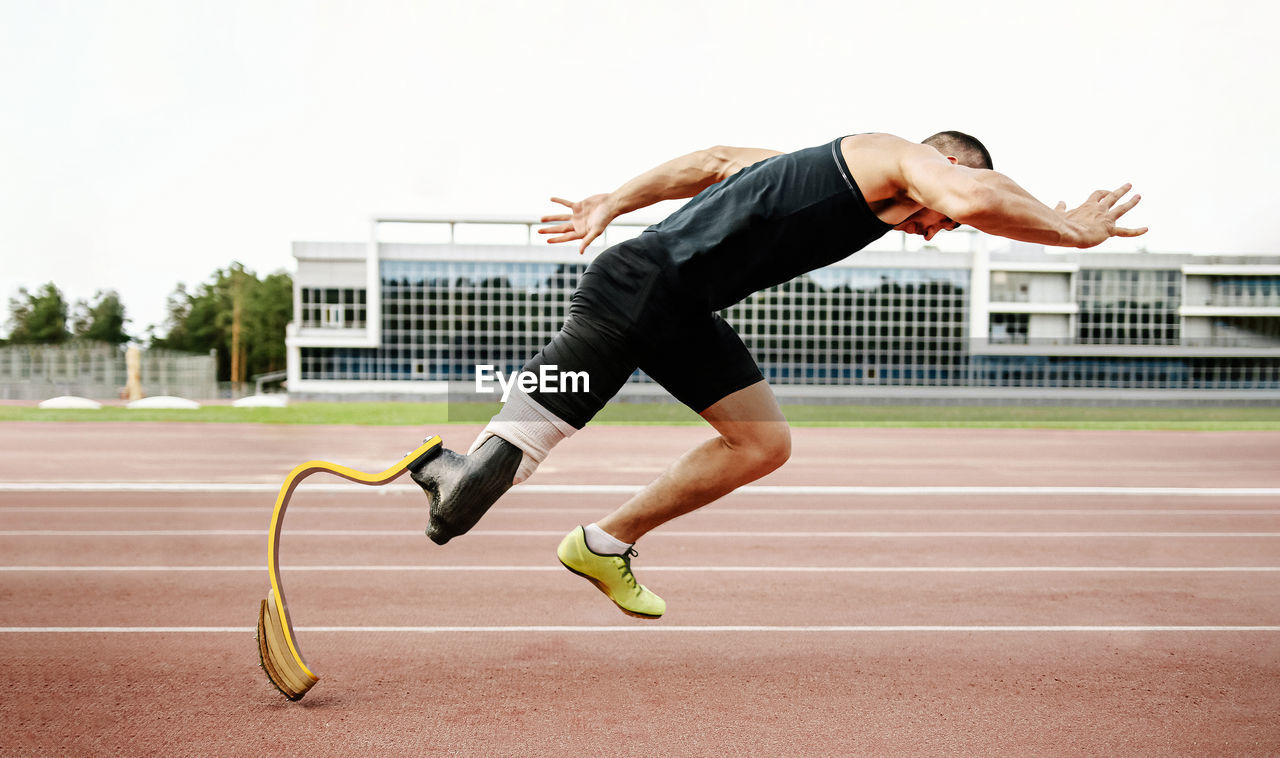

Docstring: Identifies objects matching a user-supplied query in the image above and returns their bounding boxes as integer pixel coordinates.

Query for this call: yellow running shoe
[557,526,666,619]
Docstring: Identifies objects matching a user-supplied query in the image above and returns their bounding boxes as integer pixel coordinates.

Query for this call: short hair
[922,131,993,170]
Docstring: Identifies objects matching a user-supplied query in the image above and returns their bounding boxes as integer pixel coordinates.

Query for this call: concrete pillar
[969,235,990,348]
[125,346,143,401]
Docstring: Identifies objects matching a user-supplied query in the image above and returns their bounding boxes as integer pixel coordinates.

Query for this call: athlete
[410,131,1146,618]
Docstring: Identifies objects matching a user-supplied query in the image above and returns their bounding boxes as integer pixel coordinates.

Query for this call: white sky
[2,0,1278,336]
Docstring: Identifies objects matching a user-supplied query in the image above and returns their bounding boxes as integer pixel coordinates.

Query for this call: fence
[0,343,218,401]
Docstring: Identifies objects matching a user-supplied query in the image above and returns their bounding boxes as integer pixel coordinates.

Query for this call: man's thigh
[523,314,640,429]
[637,313,765,415]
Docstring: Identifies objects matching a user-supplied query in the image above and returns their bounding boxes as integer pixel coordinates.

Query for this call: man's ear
[946,155,959,165]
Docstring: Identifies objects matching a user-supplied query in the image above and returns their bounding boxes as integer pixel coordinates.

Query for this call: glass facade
[723,269,969,385]
[301,262,970,385]
[969,355,1280,389]
[301,260,583,381]
[1077,269,1180,345]
[1209,276,1280,307]
[297,258,1280,390]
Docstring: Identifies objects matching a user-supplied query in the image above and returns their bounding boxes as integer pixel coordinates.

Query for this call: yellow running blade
[257,436,443,701]
[258,589,317,700]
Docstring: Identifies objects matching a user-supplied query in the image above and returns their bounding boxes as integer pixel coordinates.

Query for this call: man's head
[895,131,994,241]
[922,130,993,170]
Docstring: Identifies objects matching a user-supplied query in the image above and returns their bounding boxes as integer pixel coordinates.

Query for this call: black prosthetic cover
[409,436,522,545]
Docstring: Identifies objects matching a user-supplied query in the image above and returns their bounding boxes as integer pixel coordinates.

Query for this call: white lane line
[3,483,1279,496]
[4,529,1278,538]
[4,506,1279,516]
[3,625,1278,633]
[3,565,1279,573]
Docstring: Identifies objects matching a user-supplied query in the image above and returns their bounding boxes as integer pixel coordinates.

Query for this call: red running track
[1,421,1278,756]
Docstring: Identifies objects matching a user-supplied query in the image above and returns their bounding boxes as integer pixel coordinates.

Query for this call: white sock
[469,389,577,485]
[583,523,632,556]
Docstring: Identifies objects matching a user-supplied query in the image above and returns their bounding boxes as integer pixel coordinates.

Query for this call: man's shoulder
[840,133,923,204]
[841,132,918,154]
[840,133,931,175]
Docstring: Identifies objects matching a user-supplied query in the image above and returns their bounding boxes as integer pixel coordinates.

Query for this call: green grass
[2,401,1279,430]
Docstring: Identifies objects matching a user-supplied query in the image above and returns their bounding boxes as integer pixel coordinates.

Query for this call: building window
[990,271,1032,302]
[301,287,367,329]
[1077,269,1180,345]
[1208,276,1280,307]
[1210,316,1280,347]
[989,313,1029,344]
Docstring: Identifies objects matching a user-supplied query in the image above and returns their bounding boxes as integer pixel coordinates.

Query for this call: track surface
[1,422,1278,756]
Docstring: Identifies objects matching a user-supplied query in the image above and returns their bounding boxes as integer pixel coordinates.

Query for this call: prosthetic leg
[257,436,442,701]
[410,436,522,545]
[410,389,577,545]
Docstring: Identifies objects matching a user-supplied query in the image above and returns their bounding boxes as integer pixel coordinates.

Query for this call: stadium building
[286,217,1280,405]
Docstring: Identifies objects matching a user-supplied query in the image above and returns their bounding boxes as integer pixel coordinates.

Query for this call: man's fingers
[540,213,571,224]
[1054,201,1067,212]
[575,229,603,254]
[1111,226,1148,238]
[538,223,573,235]
[1087,189,1109,204]
[549,197,575,209]
[545,231,585,244]
[1111,193,1142,218]
[1100,183,1133,208]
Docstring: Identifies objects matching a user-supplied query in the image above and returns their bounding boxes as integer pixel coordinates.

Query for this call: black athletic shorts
[524,242,764,429]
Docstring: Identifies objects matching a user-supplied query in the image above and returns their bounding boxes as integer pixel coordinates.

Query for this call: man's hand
[1059,184,1147,248]
[539,195,616,255]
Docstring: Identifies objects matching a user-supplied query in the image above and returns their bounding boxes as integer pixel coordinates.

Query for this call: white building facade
[287,217,1280,404]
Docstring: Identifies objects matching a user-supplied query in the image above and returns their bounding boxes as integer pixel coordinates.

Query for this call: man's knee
[731,423,791,475]
[758,425,792,472]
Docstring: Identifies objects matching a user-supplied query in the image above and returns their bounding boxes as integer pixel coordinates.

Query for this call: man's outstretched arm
[900,145,1147,248]
[540,145,782,253]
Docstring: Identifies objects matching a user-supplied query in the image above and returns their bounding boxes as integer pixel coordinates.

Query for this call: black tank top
[629,136,893,313]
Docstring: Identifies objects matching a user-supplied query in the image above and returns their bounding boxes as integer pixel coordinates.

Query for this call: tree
[152,263,293,382]
[72,290,131,345]
[243,271,293,376]
[7,282,71,344]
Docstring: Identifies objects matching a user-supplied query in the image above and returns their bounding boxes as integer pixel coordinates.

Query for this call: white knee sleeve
[469,390,577,485]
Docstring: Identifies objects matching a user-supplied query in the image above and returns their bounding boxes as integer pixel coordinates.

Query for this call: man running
[410,131,1145,618]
